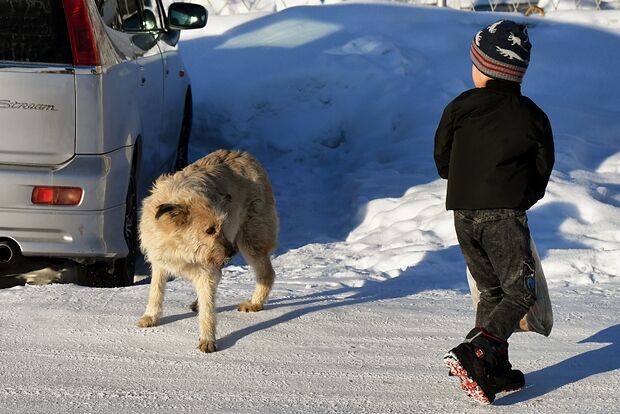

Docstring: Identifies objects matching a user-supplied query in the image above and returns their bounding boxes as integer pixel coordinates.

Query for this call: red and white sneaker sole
[444,351,491,405]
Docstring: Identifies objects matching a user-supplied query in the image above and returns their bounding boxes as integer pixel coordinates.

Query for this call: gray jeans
[454,209,537,340]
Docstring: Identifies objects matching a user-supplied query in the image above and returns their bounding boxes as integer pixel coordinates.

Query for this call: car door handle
[139,66,146,86]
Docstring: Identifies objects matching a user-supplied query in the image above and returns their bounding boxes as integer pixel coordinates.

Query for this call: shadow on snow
[496,324,620,405]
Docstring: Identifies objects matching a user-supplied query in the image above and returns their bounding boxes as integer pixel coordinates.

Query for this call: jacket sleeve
[434,102,455,179]
[533,115,555,200]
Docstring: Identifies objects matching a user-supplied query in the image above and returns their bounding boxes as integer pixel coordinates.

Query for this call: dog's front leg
[193,271,220,353]
[137,264,168,328]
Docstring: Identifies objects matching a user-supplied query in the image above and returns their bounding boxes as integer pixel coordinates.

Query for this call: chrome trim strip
[0,62,71,71]
[0,64,102,75]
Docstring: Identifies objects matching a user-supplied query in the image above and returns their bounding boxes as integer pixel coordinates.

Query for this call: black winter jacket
[434,80,554,211]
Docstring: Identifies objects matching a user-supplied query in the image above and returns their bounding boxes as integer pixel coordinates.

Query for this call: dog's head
[140,188,237,270]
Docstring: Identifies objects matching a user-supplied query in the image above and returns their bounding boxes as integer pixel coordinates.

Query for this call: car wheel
[79,164,137,287]
[112,164,138,286]
[173,90,193,172]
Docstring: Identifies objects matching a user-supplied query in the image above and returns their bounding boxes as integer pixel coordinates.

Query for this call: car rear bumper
[0,147,132,259]
[0,204,126,259]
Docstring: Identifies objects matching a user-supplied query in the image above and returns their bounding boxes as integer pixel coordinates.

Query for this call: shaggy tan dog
[137,149,278,353]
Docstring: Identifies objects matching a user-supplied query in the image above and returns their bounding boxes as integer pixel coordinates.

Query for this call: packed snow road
[0,275,618,413]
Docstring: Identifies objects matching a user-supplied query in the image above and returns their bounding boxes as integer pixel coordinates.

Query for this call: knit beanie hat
[470,20,532,83]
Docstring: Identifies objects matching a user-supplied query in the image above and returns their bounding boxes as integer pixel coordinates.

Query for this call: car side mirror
[167,3,207,30]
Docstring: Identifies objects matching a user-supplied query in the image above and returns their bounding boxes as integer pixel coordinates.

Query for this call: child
[433,20,554,404]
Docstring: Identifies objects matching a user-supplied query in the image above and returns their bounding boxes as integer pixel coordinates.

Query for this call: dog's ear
[155,203,189,226]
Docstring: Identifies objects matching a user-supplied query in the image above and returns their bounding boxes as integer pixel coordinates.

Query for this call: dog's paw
[198,339,217,353]
[190,299,198,313]
[136,315,159,328]
[237,301,264,312]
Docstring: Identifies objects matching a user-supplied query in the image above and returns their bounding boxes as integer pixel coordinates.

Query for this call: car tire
[173,90,193,172]
[78,160,137,288]
[111,162,138,286]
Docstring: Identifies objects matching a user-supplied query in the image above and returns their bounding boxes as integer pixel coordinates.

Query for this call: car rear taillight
[61,0,101,66]
[32,187,83,206]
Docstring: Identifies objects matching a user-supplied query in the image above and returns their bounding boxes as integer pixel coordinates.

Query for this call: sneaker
[444,343,496,404]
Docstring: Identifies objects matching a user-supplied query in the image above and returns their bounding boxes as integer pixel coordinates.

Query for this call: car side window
[117,0,143,32]
[95,0,123,31]
[141,0,164,31]
[96,0,164,34]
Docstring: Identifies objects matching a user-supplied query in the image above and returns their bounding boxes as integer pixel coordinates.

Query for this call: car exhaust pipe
[0,241,17,264]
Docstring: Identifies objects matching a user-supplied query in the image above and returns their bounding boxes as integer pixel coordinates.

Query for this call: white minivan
[0,0,206,286]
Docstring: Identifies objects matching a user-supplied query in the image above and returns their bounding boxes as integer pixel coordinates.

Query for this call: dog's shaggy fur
[137,149,278,353]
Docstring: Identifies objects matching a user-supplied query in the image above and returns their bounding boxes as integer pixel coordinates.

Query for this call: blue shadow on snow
[495,324,620,405]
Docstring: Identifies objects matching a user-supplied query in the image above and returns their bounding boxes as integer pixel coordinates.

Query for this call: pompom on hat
[470,20,532,83]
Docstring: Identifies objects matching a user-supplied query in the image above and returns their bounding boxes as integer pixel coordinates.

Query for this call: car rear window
[0,0,72,64]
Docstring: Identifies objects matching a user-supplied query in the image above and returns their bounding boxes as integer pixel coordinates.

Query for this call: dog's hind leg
[237,248,275,313]
[193,272,220,353]
[137,264,168,328]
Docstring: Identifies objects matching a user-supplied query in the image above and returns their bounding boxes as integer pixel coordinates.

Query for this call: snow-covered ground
[1,3,619,413]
